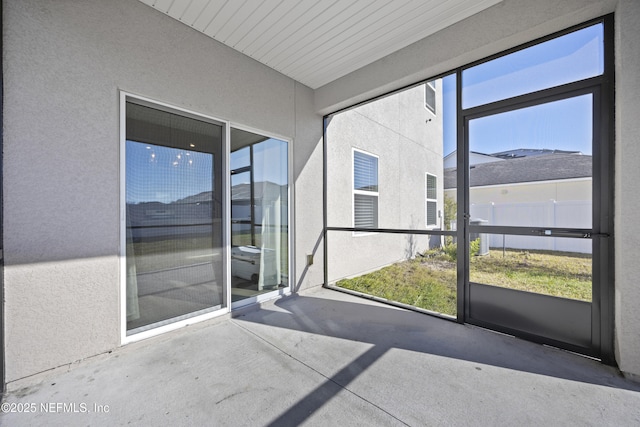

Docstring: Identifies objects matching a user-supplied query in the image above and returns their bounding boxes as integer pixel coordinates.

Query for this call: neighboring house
[442,148,581,169]
[491,148,582,160]
[326,82,445,282]
[444,152,591,195]
[444,152,592,252]
[443,150,504,168]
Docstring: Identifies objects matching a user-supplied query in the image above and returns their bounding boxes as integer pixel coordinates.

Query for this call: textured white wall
[2,0,321,382]
[614,0,640,379]
[292,83,324,292]
[326,85,444,281]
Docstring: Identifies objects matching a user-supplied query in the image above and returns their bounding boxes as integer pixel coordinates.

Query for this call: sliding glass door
[230,128,289,305]
[124,99,225,335]
[123,97,291,337]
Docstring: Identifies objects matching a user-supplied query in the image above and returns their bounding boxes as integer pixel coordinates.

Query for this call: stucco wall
[2,0,321,382]
[326,84,444,281]
[614,0,640,379]
[292,83,325,292]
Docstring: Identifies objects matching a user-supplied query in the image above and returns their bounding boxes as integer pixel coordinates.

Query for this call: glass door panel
[468,94,593,228]
[230,129,288,304]
[231,171,253,247]
[125,101,224,334]
[462,23,603,108]
[465,93,595,351]
[468,234,592,301]
[467,94,594,295]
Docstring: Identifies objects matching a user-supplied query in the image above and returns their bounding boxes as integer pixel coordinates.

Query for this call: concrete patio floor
[2,286,639,426]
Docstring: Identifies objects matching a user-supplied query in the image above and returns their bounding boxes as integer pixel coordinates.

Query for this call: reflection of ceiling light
[190,144,195,148]
[177,154,181,159]
[172,161,178,166]
[151,153,155,158]
[146,146,151,149]
[186,153,190,156]
[188,160,193,165]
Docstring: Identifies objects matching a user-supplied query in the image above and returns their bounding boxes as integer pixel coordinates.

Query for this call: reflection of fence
[471,200,592,254]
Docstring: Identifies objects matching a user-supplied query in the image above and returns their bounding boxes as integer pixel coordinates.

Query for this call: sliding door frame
[119,91,230,344]
[119,93,294,343]
[229,122,293,311]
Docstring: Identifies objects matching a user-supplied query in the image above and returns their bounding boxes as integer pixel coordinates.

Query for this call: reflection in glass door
[230,128,289,304]
[125,100,224,335]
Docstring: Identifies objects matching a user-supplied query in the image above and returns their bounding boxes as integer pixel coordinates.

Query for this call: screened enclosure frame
[323,14,614,363]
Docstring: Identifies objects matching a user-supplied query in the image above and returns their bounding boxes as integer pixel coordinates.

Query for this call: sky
[443,22,602,157]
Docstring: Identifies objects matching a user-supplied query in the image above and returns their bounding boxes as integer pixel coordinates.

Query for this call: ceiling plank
[191,0,226,32]
[137,0,503,89]
[180,0,211,26]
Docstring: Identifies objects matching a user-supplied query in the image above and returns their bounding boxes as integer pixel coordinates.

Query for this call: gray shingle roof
[444,153,592,189]
[491,148,581,159]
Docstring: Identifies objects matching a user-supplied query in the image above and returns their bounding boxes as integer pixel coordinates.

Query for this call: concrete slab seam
[229,319,411,426]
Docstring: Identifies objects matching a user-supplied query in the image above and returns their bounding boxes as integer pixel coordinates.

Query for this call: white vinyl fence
[470,200,592,254]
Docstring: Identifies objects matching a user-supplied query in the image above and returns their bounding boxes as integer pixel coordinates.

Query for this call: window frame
[425,172,438,228]
[425,80,436,114]
[352,148,379,234]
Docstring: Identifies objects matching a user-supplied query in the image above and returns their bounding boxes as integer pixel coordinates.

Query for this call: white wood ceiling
[138,0,502,89]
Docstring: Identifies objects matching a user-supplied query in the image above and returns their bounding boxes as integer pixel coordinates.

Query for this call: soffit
[137,0,502,89]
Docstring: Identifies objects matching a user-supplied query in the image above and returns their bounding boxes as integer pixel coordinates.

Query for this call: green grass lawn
[470,249,591,301]
[337,254,458,316]
[336,248,592,317]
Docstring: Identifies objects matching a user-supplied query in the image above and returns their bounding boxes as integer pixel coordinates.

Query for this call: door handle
[536,229,594,238]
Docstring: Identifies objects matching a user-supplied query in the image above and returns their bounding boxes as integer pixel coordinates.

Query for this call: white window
[426,173,438,227]
[353,149,378,229]
[425,80,436,114]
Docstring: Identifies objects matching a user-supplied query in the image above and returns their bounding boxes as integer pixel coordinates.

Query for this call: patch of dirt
[420,259,455,271]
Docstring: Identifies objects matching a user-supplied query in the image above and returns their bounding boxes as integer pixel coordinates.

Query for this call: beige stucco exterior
[2,0,322,382]
[326,83,444,281]
[3,0,640,384]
